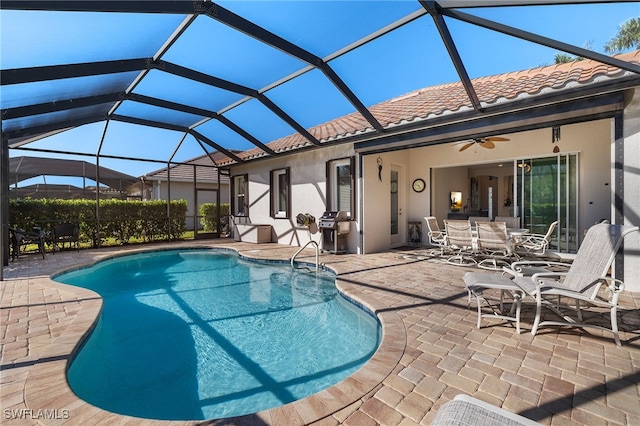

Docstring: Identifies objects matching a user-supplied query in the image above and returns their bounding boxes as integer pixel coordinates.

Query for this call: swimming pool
[58,249,380,420]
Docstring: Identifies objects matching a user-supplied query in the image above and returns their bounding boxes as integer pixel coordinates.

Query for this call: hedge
[199,203,230,232]
[9,198,188,247]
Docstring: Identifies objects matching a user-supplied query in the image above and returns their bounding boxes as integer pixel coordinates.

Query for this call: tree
[554,53,579,64]
[604,17,640,53]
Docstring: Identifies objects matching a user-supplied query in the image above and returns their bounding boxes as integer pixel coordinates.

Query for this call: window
[231,174,248,216]
[326,157,355,219]
[270,168,290,218]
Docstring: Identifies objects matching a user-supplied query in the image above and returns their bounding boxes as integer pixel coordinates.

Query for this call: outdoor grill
[318,211,350,254]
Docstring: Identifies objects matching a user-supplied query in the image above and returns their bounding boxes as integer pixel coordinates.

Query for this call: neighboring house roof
[9,156,139,190]
[218,50,640,165]
[9,184,121,199]
[144,151,231,184]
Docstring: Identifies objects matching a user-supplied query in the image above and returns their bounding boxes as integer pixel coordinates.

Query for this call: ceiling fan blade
[480,140,495,149]
[459,142,475,151]
[485,136,510,142]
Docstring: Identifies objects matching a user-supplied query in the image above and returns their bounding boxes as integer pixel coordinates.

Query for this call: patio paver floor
[2,240,640,425]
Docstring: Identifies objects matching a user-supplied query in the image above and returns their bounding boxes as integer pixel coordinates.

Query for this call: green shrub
[199,203,230,232]
[9,198,188,247]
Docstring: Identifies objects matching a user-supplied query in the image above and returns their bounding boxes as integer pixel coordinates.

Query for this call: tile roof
[219,50,640,166]
[145,151,231,183]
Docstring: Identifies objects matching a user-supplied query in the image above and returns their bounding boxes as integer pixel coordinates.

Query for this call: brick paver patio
[2,240,639,425]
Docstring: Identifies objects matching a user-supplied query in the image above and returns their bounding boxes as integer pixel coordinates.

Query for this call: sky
[2,1,639,188]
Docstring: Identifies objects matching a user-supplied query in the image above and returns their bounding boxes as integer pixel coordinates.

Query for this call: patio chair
[425,216,448,255]
[431,394,541,426]
[476,221,516,271]
[495,216,520,229]
[512,223,639,346]
[513,221,558,256]
[52,223,79,252]
[468,216,490,227]
[443,219,476,266]
[8,226,46,260]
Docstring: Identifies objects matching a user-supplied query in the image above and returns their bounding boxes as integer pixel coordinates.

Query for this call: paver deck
[2,240,640,425]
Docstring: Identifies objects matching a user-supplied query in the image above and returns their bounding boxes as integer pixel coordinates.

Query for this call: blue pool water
[58,249,380,420]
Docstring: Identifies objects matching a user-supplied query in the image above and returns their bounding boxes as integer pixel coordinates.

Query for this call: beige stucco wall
[230,144,360,251]
[360,150,412,253]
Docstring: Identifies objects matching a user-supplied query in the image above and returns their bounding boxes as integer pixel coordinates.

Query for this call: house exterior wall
[228,102,639,291]
[230,144,360,250]
[230,118,618,253]
[361,149,411,253]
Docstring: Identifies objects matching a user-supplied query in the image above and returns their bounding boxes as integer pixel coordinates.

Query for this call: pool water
[59,249,380,420]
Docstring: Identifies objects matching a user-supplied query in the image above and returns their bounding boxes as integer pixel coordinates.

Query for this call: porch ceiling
[2,1,640,170]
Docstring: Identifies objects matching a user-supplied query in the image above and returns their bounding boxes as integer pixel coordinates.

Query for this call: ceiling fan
[456,136,510,152]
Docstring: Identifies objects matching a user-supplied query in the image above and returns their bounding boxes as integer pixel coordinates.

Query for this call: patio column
[1,129,8,274]
[619,90,640,292]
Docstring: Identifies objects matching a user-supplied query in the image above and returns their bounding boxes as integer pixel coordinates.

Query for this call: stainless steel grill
[318,211,350,253]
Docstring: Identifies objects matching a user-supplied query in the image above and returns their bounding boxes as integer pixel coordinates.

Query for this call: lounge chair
[513,221,558,256]
[512,223,639,346]
[425,216,448,255]
[431,394,541,426]
[443,219,476,266]
[476,221,516,270]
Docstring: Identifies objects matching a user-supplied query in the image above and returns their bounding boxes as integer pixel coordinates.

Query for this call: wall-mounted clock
[412,178,425,193]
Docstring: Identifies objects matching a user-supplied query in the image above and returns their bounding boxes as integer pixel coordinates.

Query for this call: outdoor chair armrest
[511,260,568,268]
[517,233,545,243]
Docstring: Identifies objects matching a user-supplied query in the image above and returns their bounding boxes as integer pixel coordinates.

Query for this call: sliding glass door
[516,154,578,252]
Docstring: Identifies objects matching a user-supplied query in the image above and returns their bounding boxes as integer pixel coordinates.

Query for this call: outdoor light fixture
[552,125,561,152]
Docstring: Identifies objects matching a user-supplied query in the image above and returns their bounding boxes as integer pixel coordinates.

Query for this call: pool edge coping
[22,244,406,425]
